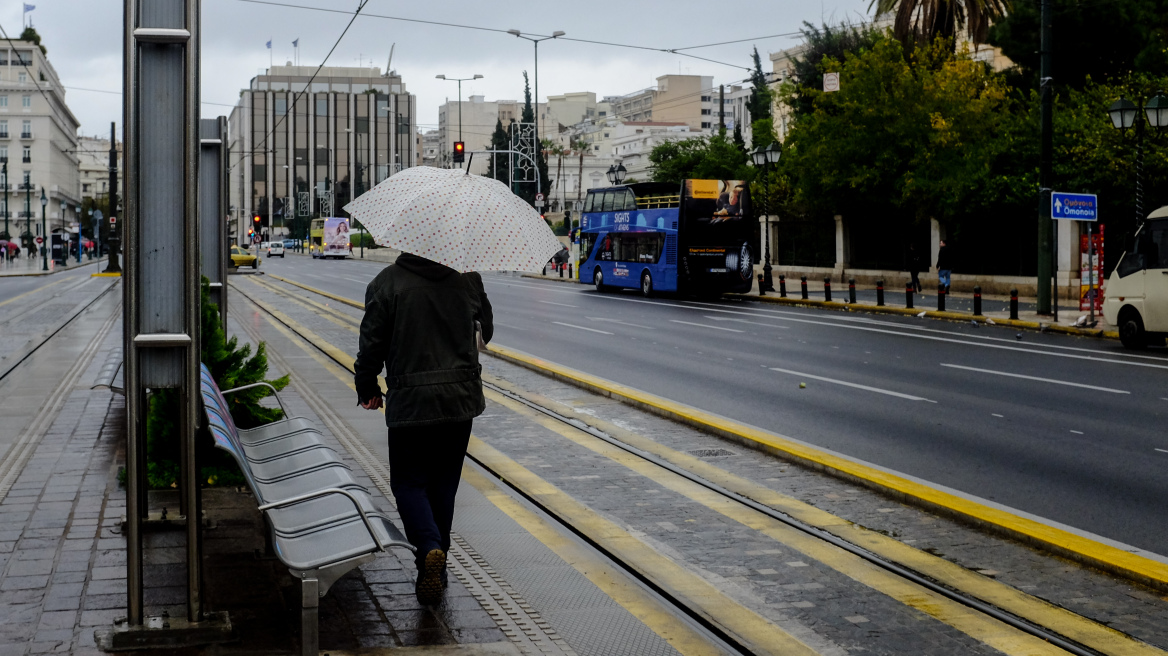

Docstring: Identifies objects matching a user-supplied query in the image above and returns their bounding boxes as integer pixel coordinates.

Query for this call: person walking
[354,251,493,606]
[908,243,922,293]
[936,239,952,293]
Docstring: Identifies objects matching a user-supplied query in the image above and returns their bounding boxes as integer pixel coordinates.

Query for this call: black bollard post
[542,263,547,276]
[848,278,856,304]
[824,277,832,302]
[758,273,766,296]
[973,286,982,316]
[801,276,808,300]
[876,280,885,306]
[779,275,787,298]
[568,262,573,279]
[906,282,914,309]
[937,284,946,312]
[1010,288,1019,320]
[559,262,564,278]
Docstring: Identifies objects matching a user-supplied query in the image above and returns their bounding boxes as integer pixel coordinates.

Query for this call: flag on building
[266,39,272,49]
[23,4,35,12]
[292,39,299,48]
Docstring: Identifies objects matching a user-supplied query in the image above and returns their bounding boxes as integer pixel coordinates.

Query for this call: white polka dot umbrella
[343,166,563,273]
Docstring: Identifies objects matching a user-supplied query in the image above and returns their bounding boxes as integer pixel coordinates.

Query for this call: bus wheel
[593,268,607,292]
[1119,308,1147,349]
[640,271,653,297]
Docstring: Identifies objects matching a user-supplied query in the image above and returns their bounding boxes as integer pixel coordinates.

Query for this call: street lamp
[39,187,47,271]
[752,141,782,294]
[1108,93,1168,225]
[507,29,565,194]
[605,163,626,185]
[436,74,483,168]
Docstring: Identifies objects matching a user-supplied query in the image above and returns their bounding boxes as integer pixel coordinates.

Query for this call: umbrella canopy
[343,166,562,273]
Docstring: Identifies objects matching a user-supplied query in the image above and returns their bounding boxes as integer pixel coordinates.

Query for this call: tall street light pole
[1036,0,1053,315]
[752,142,781,294]
[507,29,565,196]
[436,74,483,168]
[105,121,120,274]
[39,187,47,271]
[1,160,7,241]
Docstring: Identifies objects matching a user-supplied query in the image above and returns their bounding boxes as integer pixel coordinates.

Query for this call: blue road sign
[1051,192,1098,221]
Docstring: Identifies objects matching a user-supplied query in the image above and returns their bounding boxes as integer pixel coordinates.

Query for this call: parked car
[230,244,259,269]
[264,241,285,258]
[283,238,296,250]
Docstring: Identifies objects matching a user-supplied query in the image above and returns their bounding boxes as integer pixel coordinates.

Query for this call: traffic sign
[110,216,116,224]
[534,200,545,208]
[34,236,42,245]
[535,193,545,202]
[1051,192,1098,221]
[93,209,103,221]
[823,72,840,93]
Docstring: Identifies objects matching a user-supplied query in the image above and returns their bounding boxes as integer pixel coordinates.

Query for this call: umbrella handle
[465,152,473,174]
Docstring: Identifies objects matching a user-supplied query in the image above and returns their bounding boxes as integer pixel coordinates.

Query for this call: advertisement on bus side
[323,217,351,258]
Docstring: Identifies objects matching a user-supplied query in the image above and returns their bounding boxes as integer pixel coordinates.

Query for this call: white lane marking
[1070,430,1084,435]
[551,321,613,335]
[939,364,1130,394]
[670,320,744,333]
[706,316,790,329]
[588,317,655,329]
[343,276,367,284]
[539,300,578,308]
[1156,448,1168,454]
[494,322,528,331]
[992,414,1004,418]
[769,367,936,402]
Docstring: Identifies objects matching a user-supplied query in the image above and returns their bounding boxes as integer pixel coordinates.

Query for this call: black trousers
[387,419,472,571]
[910,270,922,293]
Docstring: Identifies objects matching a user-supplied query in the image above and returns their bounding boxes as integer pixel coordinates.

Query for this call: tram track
[231,274,1168,656]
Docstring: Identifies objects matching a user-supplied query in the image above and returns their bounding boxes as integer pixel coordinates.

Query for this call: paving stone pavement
[480,354,1168,652]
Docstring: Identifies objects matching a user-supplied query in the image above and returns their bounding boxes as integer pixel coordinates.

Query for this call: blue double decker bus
[577,179,757,296]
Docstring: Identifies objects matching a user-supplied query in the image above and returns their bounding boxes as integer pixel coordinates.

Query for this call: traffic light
[452,141,465,163]
[253,214,261,226]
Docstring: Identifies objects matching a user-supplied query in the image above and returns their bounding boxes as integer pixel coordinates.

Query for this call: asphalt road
[265,256,1168,556]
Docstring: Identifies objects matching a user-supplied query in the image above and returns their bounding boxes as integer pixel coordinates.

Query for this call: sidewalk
[0,254,109,278]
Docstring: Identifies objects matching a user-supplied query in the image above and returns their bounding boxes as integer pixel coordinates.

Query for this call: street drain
[689,448,736,458]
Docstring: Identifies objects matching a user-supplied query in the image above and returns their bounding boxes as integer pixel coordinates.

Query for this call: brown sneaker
[415,548,446,606]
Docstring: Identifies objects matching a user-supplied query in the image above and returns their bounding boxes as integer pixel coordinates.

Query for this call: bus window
[598,233,614,260]
[618,189,636,211]
[601,191,615,212]
[580,232,596,261]
[584,192,597,213]
[612,232,664,263]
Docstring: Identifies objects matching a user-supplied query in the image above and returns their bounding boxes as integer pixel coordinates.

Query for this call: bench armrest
[258,487,404,553]
[221,382,288,416]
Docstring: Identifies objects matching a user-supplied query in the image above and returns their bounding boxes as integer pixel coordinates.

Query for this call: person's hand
[360,397,383,410]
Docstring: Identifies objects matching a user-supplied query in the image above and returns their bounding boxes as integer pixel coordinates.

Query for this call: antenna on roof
[386,44,395,77]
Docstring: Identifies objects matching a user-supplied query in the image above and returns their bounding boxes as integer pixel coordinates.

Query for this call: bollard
[568,262,573,279]
[876,280,885,306]
[973,286,982,316]
[905,282,914,309]
[801,276,808,300]
[937,284,946,312]
[848,278,856,304]
[779,275,787,298]
[1010,288,1019,320]
[559,262,564,278]
[824,277,832,303]
[542,263,547,276]
[758,273,766,296]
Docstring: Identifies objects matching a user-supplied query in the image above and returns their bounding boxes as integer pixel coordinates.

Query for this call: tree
[988,0,1168,90]
[574,139,589,209]
[869,0,1011,47]
[747,47,775,148]
[20,27,45,55]
[649,133,751,184]
[785,21,884,117]
[484,118,510,184]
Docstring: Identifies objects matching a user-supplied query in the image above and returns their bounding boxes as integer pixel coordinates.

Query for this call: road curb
[513,275,1120,340]
[485,342,1168,594]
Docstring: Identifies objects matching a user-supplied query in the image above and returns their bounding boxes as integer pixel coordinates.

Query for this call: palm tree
[869,0,1011,47]
[574,139,589,211]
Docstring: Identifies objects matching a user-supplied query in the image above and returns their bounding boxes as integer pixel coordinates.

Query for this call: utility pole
[1036,0,1053,314]
[105,121,121,274]
[719,84,725,132]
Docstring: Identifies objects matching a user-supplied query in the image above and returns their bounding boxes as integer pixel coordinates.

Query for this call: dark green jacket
[354,253,494,427]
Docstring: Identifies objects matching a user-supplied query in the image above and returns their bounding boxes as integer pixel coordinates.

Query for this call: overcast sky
[7,0,875,142]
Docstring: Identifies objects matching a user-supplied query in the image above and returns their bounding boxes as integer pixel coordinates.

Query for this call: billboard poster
[681,179,755,283]
[323,217,350,255]
[1079,224,1104,312]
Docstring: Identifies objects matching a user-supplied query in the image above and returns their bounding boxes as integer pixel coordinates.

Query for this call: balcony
[0,132,8,139]
[19,131,32,140]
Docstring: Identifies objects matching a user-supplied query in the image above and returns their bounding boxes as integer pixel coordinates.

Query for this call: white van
[1103,206,1168,348]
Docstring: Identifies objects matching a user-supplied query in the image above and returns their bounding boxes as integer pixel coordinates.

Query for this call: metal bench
[198,364,413,655]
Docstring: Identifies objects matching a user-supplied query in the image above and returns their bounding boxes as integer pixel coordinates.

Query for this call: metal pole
[75,204,81,264]
[105,121,120,274]
[40,189,46,271]
[1036,0,1054,314]
[719,84,725,131]
[534,40,539,198]
[762,165,772,292]
[184,0,204,620]
[1,161,7,240]
[457,79,462,152]
[1088,222,1096,327]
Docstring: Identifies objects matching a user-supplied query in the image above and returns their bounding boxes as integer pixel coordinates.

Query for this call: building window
[21,95,30,108]
[701,96,711,102]
[21,146,29,163]
[315,97,326,116]
[0,95,6,108]
[0,146,7,163]
[274,97,287,116]
[22,171,29,186]
[701,109,711,115]
[21,120,30,138]
[83,183,90,193]
[0,120,7,138]
[701,122,712,129]
[18,72,26,84]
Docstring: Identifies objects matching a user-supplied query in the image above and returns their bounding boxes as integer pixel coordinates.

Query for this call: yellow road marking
[231,284,747,656]
[487,342,1168,593]
[268,273,365,309]
[250,276,360,334]
[460,466,734,656]
[486,385,1165,656]
[470,437,823,656]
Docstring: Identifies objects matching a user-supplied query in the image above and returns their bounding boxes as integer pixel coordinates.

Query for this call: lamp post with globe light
[39,187,47,271]
[605,163,626,186]
[751,141,781,293]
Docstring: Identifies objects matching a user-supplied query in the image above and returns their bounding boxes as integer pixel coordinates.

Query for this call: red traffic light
[453,141,465,163]
[253,215,261,223]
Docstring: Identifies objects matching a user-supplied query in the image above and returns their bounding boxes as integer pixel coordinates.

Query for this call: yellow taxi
[230,244,260,269]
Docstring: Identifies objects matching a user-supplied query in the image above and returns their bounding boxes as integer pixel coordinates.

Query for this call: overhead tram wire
[228,0,373,172]
[64,85,237,109]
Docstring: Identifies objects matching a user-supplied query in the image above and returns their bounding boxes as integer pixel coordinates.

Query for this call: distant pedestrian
[908,244,922,293]
[354,252,493,606]
[936,239,952,292]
